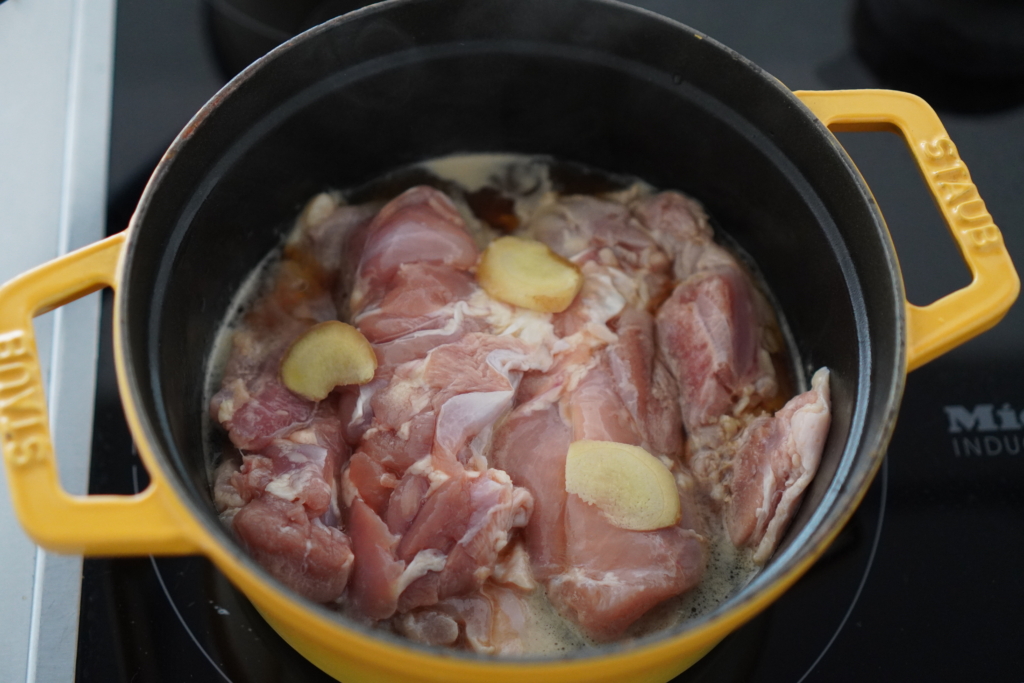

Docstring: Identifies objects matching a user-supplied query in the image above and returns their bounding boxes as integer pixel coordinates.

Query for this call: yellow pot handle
[0,233,201,555]
[795,89,1019,372]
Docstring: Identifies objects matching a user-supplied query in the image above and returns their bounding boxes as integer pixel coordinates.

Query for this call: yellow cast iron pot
[0,0,1018,681]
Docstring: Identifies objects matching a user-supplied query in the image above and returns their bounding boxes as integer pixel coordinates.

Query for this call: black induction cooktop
[77,0,1024,681]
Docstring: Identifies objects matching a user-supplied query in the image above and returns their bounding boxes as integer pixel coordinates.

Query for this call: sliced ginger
[565,440,681,531]
[477,236,583,313]
[280,321,377,401]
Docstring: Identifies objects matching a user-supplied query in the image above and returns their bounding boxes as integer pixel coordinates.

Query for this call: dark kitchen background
[79,0,1024,681]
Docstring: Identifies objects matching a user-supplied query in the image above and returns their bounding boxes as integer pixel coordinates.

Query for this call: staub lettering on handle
[921,136,1003,252]
[0,330,47,468]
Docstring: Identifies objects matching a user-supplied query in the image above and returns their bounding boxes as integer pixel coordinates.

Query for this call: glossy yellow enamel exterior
[795,90,1019,372]
[0,233,202,555]
[0,89,1017,683]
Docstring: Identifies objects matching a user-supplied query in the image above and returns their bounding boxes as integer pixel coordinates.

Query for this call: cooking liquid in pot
[204,154,829,655]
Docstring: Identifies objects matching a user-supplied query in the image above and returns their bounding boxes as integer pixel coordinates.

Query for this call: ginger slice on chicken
[280,320,377,401]
[565,440,681,531]
[477,236,583,313]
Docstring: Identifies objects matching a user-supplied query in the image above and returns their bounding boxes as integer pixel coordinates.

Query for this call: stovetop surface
[77,0,1024,680]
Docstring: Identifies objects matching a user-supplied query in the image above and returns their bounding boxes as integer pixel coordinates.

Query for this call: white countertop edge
[0,0,116,680]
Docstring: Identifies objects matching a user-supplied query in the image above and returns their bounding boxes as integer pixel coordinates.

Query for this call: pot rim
[113,0,907,670]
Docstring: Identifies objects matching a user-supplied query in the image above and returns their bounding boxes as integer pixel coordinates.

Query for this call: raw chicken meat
[484,196,709,642]
[337,187,541,627]
[206,194,430,603]
[208,166,832,654]
[635,191,831,562]
[395,583,531,654]
[727,368,831,562]
[210,210,359,601]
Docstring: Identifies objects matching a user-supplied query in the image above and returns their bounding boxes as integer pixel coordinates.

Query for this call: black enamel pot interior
[118,0,904,679]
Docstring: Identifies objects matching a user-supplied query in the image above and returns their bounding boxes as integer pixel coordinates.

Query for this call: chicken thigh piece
[727,368,831,562]
[339,186,541,624]
[641,191,831,563]
[210,202,369,602]
[489,196,709,641]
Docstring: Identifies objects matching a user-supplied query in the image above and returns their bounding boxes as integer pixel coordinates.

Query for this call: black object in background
[204,0,378,78]
[854,0,1024,112]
